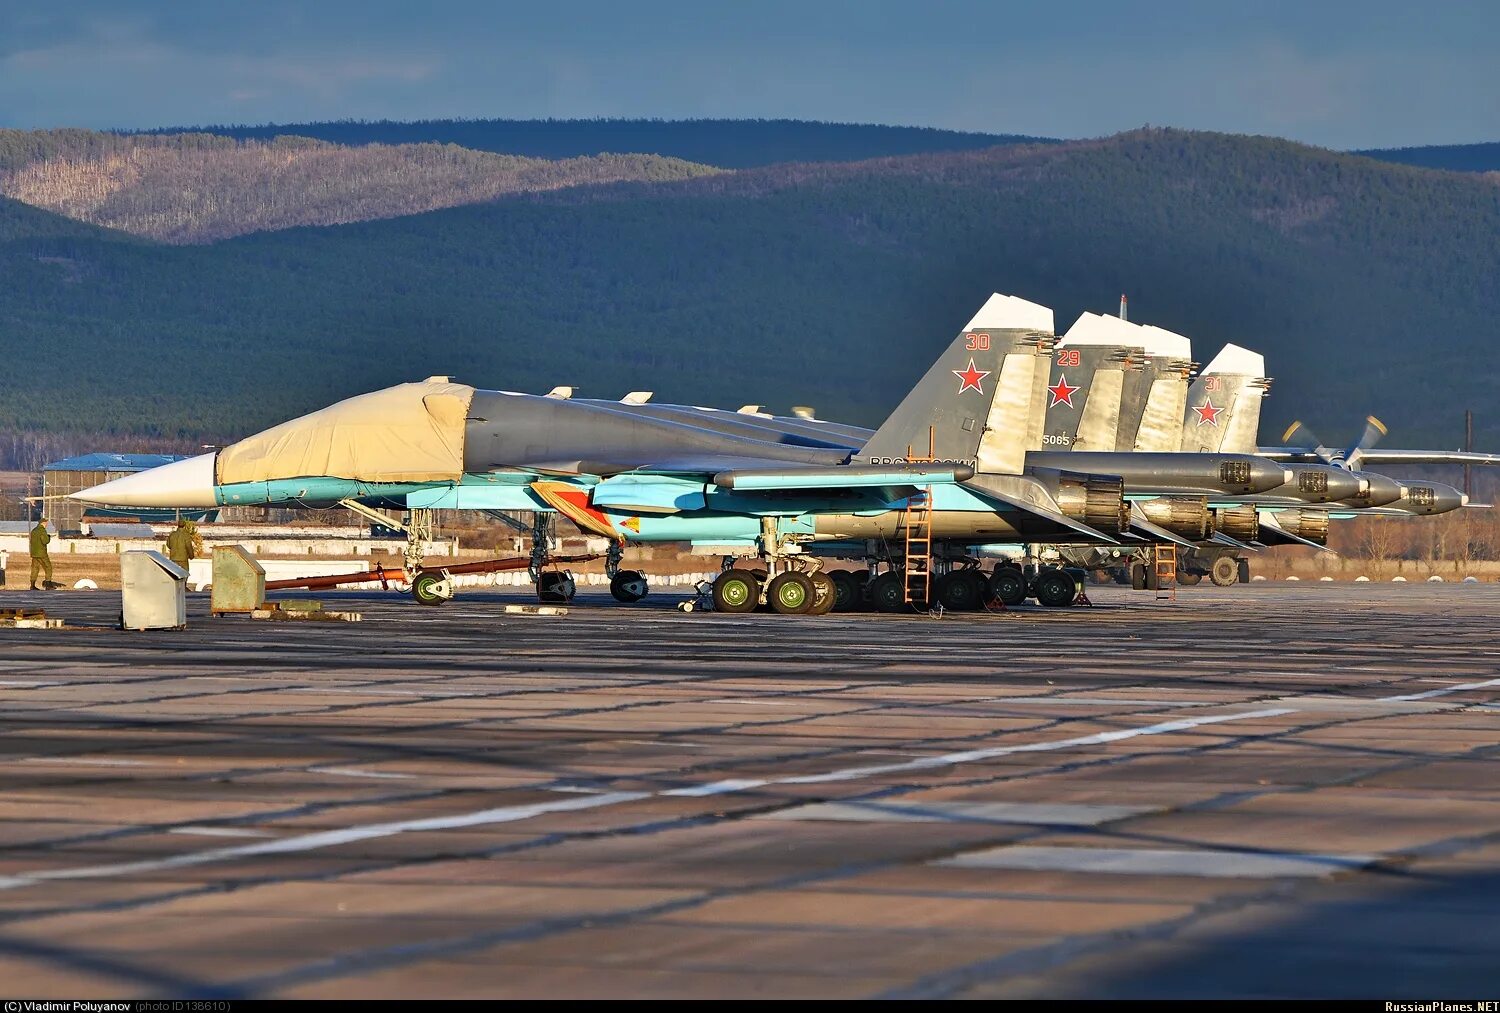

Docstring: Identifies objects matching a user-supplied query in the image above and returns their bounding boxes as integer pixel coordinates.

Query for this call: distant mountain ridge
[134,117,1057,169]
[143,116,1500,174]
[0,130,716,243]
[1354,142,1500,173]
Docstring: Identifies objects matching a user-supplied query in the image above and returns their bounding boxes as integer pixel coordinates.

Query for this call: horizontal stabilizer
[714,463,974,491]
[1256,511,1326,550]
[1128,504,1197,548]
[962,474,1117,543]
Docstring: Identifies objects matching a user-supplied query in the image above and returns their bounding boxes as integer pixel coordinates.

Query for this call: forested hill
[1,128,1496,464]
[0,130,716,243]
[137,118,1054,168]
[1354,142,1500,173]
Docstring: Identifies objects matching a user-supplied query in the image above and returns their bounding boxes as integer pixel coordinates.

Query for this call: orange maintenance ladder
[1154,543,1177,601]
[903,430,937,606]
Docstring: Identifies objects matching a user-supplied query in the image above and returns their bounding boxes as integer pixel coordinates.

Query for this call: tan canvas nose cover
[216,381,477,485]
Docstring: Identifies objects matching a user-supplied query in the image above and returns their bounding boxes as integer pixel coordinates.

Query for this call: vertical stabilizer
[857,293,1053,470]
[1181,344,1269,453]
[1041,312,1146,452]
[1130,324,1194,452]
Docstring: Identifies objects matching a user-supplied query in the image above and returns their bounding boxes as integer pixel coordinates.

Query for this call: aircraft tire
[1034,567,1078,608]
[768,572,815,615]
[1130,563,1147,590]
[990,566,1027,607]
[868,571,907,613]
[411,572,449,606]
[609,569,649,603]
[712,569,761,613]
[1210,556,1238,587]
[962,569,992,608]
[1177,569,1203,586]
[807,572,836,615]
[1237,558,1252,584]
[827,570,861,612]
[538,571,576,603]
[935,571,984,611]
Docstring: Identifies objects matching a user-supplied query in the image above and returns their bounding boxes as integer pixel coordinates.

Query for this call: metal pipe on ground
[263,553,601,592]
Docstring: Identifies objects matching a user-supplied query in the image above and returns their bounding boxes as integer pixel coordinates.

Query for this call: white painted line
[937,845,1375,878]
[309,767,416,780]
[708,698,796,707]
[0,680,56,688]
[1382,677,1500,702]
[170,826,278,839]
[0,705,1320,891]
[664,708,1295,797]
[667,778,772,798]
[549,786,608,794]
[0,791,648,891]
[760,801,1154,826]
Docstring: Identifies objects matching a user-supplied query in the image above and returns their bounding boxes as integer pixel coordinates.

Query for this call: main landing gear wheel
[410,572,452,606]
[1210,556,1238,587]
[989,566,1027,607]
[609,569,649,603]
[935,570,986,611]
[1034,567,1078,608]
[827,570,862,612]
[712,569,760,614]
[1237,558,1252,584]
[767,572,815,615]
[1177,569,1203,586]
[1130,561,1160,591]
[807,571,836,615]
[867,571,906,613]
[537,570,576,604]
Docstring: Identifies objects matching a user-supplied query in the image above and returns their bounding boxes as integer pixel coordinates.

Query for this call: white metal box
[121,550,188,630]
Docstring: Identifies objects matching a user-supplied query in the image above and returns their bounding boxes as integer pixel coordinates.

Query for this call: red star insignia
[1193,399,1223,426]
[1047,374,1079,408]
[952,358,991,394]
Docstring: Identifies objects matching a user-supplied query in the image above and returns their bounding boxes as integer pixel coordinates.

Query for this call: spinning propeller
[1281,416,1388,471]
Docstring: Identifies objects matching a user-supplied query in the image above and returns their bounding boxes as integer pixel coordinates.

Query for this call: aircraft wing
[1257,447,1500,466]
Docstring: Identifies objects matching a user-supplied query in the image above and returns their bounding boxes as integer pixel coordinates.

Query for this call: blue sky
[1,1,1494,148]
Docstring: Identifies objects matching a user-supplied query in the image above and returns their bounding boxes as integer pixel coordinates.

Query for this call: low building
[42,453,205,533]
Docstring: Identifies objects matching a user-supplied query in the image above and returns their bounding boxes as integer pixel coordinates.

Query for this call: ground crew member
[29,518,52,590]
[164,518,193,571]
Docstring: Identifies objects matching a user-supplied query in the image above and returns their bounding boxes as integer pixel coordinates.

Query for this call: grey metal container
[120,551,187,630]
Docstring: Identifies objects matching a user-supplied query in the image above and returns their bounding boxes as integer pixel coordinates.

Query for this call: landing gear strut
[604,540,649,602]
[707,518,833,617]
[528,512,578,604]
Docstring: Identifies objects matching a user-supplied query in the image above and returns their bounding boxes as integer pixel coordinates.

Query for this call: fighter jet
[1186,345,1481,519]
[77,294,1158,614]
